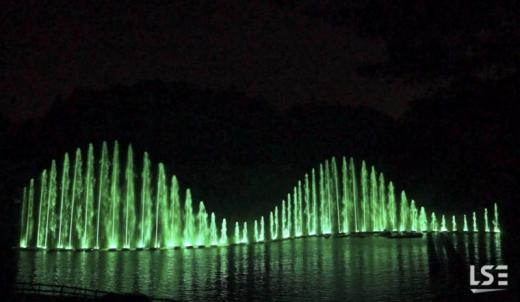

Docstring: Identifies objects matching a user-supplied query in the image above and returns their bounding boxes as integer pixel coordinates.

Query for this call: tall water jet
[463,214,469,232]
[452,215,457,232]
[287,194,292,237]
[310,168,318,235]
[472,212,478,232]
[254,219,259,242]
[45,161,58,249]
[81,145,95,249]
[282,200,288,238]
[234,221,240,244]
[123,145,136,248]
[484,208,490,233]
[378,173,386,231]
[22,179,35,247]
[210,213,218,246]
[387,182,396,231]
[241,222,248,244]
[331,158,341,233]
[440,215,447,232]
[419,207,427,232]
[109,142,120,249]
[196,201,208,246]
[274,206,279,239]
[259,216,265,242]
[370,166,378,231]
[341,158,349,233]
[96,142,109,249]
[183,190,195,247]
[36,169,47,248]
[155,163,168,248]
[220,218,228,246]
[57,154,69,248]
[139,152,152,248]
[349,158,359,232]
[360,161,368,232]
[319,164,330,234]
[269,211,274,240]
[19,188,27,247]
[325,161,333,234]
[293,185,302,237]
[68,150,82,249]
[493,203,500,233]
[169,176,181,247]
[410,200,417,231]
[304,173,311,235]
[430,212,437,231]
[297,181,304,236]
[399,191,408,231]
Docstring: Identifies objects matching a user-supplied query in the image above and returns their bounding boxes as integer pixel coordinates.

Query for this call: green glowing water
[18,141,500,250]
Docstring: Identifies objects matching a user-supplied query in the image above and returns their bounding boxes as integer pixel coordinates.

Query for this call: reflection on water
[17,234,504,301]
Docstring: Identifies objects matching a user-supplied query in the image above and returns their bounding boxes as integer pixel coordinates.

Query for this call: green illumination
[399,191,408,232]
[220,218,228,246]
[210,213,218,246]
[472,212,478,232]
[440,215,447,232]
[410,200,417,231]
[370,166,379,231]
[378,173,386,231]
[234,221,240,244]
[419,207,427,232]
[274,207,279,239]
[19,141,498,250]
[484,208,490,233]
[241,222,248,244]
[360,161,368,232]
[340,158,349,233]
[310,168,318,235]
[493,203,500,233]
[452,215,457,232]
[430,212,437,232]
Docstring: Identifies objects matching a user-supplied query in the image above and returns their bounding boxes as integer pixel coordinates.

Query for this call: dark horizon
[3,1,517,122]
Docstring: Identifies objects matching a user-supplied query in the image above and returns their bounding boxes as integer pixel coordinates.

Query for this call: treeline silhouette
[1,77,518,247]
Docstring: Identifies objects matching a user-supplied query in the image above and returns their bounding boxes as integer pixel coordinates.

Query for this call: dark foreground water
[16,233,516,301]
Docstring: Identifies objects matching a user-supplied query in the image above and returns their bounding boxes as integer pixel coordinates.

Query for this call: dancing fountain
[18,141,501,250]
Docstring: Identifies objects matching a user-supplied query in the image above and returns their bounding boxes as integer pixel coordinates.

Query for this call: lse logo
[470,265,508,293]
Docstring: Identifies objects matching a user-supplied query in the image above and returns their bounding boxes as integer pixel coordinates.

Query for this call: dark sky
[2,1,438,121]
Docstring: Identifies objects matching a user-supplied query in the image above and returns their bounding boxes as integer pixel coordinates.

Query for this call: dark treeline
[1,77,518,247]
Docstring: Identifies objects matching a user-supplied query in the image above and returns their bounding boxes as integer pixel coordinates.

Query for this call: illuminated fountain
[18,141,501,250]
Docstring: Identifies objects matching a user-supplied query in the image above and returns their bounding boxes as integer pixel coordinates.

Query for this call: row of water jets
[19,141,500,250]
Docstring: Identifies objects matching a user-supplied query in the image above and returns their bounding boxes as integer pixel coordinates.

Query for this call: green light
[210,213,218,246]
[430,212,437,232]
[19,141,499,250]
[419,207,427,231]
[220,218,228,246]
[493,203,500,233]
[452,215,457,232]
[410,200,417,231]
[440,215,447,232]
[387,182,396,231]
[484,208,490,233]
[241,222,248,244]
[399,191,408,231]
[472,211,478,232]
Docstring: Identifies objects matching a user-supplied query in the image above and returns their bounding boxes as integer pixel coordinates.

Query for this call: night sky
[1,1,443,121]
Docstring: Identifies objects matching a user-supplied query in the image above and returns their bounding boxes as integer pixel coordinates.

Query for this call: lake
[16,233,513,301]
